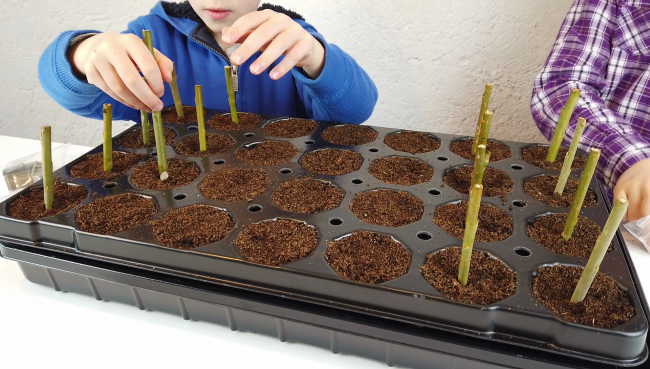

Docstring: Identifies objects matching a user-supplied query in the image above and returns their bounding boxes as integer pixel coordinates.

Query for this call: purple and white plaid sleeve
[530,0,650,191]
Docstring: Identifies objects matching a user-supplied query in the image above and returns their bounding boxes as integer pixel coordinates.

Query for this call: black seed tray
[0,107,647,366]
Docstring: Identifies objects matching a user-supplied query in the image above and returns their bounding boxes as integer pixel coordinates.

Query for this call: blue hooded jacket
[38,2,378,124]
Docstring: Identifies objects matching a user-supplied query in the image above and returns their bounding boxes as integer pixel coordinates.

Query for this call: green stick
[547,89,581,162]
[472,84,493,155]
[141,77,151,145]
[169,63,184,118]
[555,117,587,195]
[571,198,629,303]
[471,144,490,187]
[143,30,153,54]
[103,104,113,172]
[458,183,483,287]
[224,66,239,124]
[152,111,168,179]
[562,148,601,241]
[476,110,493,152]
[41,126,54,210]
[195,85,207,151]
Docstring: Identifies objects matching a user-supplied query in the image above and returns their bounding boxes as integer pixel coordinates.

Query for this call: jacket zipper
[190,35,239,105]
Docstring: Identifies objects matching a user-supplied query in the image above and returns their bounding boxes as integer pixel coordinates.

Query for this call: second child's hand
[221,9,325,80]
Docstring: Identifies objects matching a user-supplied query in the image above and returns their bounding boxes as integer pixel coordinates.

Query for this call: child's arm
[38,22,173,121]
[222,9,377,124]
[530,0,650,220]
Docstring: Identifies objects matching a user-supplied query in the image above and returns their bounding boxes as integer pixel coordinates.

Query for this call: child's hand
[614,158,650,221]
[221,9,325,80]
[69,33,174,112]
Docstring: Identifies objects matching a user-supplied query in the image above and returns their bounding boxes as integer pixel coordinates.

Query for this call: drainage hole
[352,178,364,184]
[280,168,292,175]
[437,156,449,161]
[103,182,117,189]
[329,218,343,226]
[417,232,432,241]
[512,200,527,208]
[213,159,225,165]
[248,205,262,213]
[369,148,379,153]
[514,247,531,257]
[244,132,255,137]
[151,151,157,156]
[428,189,441,196]
[305,140,315,145]
[188,126,198,131]
[511,164,524,171]
[173,193,187,201]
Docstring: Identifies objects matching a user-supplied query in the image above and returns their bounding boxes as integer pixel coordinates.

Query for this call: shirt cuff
[55,30,102,95]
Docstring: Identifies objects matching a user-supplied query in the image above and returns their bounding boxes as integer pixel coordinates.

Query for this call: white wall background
[0,0,573,146]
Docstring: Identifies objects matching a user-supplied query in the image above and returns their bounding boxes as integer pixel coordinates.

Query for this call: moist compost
[443,166,513,197]
[368,157,434,186]
[533,265,634,328]
[433,202,513,242]
[325,231,411,284]
[150,204,234,249]
[76,193,156,234]
[322,124,378,146]
[450,138,512,162]
[199,168,270,202]
[350,189,424,227]
[118,126,176,149]
[383,131,440,154]
[8,182,87,220]
[129,158,200,191]
[521,146,586,170]
[263,118,318,138]
[70,152,146,180]
[161,106,204,125]
[524,175,596,208]
[527,213,607,258]
[272,178,344,214]
[234,219,318,265]
[421,247,517,305]
[236,141,298,166]
[173,133,234,157]
[300,149,363,175]
[207,112,260,131]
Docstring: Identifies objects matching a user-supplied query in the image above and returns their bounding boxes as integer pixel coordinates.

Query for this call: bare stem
[472,84,493,155]
[195,85,207,151]
[142,30,154,54]
[475,110,493,154]
[41,126,54,210]
[224,66,239,124]
[562,148,601,241]
[152,111,168,177]
[471,144,489,187]
[141,111,151,145]
[555,117,586,195]
[547,89,581,162]
[103,104,113,172]
[571,198,629,303]
[458,184,483,286]
[170,64,184,118]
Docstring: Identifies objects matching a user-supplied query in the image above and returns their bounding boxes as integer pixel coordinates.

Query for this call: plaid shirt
[531,0,650,191]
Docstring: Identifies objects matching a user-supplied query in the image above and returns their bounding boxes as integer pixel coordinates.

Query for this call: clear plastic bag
[624,215,650,253]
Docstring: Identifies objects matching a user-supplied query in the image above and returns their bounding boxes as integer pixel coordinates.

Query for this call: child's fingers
[626,187,643,221]
[250,29,302,75]
[86,63,139,110]
[93,57,150,111]
[128,44,165,98]
[222,10,274,45]
[153,48,174,83]
[269,36,313,80]
[230,18,286,66]
[109,50,163,111]
[641,187,650,220]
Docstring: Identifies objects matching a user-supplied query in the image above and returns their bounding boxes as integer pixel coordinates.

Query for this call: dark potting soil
[207,112,260,131]
[272,178,344,214]
[527,213,607,258]
[322,124,378,146]
[76,193,157,234]
[443,166,513,197]
[70,152,147,180]
[129,158,200,191]
[350,189,424,227]
[8,181,87,220]
[300,148,363,176]
[118,126,176,149]
[383,131,440,154]
[234,219,318,265]
[263,118,318,138]
[325,231,411,284]
[524,175,596,208]
[421,247,517,305]
[533,265,634,328]
[433,202,513,242]
[450,138,512,162]
[173,133,234,157]
[236,141,298,166]
[150,204,234,249]
[161,106,205,125]
[521,146,586,171]
[199,168,270,202]
[368,157,434,186]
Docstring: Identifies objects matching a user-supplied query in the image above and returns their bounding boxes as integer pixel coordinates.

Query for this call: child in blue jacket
[39,1,378,125]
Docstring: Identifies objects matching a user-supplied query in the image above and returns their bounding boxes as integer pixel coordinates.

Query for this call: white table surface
[0,135,648,368]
